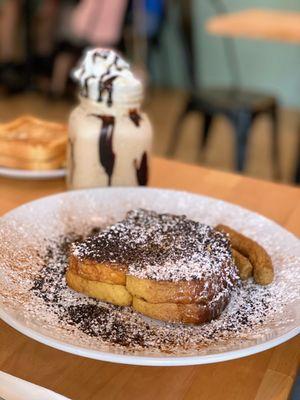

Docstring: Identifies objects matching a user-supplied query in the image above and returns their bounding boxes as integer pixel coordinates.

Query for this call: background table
[206,9,300,43]
[0,158,299,400]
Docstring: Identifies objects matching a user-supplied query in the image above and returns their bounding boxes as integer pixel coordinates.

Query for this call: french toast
[66,270,132,306]
[67,209,239,324]
[132,295,230,324]
[0,115,67,170]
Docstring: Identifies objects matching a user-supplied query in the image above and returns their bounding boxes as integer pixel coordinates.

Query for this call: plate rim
[0,166,66,180]
[0,187,299,366]
[0,306,299,366]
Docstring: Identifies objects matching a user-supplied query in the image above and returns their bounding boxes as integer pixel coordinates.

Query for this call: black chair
[167,0,281,179]
[296,158,300,184]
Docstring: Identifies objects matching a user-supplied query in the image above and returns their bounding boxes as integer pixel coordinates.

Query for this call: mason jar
[67,87,152,189]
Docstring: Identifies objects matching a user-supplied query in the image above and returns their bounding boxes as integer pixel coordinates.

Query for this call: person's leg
[0,0,28,93]
[35,0,58,57]
[0,0,21,62]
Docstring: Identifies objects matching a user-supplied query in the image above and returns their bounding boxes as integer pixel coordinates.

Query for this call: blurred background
[0,0,300,184]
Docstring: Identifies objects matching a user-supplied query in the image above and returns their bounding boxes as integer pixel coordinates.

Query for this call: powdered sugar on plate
[0,188,299,359]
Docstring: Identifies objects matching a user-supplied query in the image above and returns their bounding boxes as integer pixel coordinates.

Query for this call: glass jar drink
[67,48,152,189]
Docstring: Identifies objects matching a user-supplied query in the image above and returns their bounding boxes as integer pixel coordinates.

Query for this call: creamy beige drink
[67,48,152,189]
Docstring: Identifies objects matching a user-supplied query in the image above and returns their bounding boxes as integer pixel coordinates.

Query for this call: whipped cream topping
[73,48,142,106]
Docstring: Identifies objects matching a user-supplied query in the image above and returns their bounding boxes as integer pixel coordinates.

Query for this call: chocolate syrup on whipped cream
[82,75,95,98]
[97,76,117,107]
[80,50,128,107]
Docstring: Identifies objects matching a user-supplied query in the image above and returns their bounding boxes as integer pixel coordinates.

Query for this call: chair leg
[229,111,253,172]
[269,104,281,180]
[166,106,190,157]
[196,112,213,162]
[201,112,213,150]
[295,155,300,184]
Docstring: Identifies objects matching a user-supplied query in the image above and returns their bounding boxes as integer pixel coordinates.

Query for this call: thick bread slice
[66,270,132,306]
[69,254,126,285]
[0,153,65,170]
[0,115,67,161]
[132,296,229,325]
[68,210,238,324]
[126,275,214,304]
[66,268,229,323]
[69,259,224,305]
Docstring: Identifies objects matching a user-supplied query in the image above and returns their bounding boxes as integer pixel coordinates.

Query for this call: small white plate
[0,166,66,180]
[0,188,299,366]
[0,371,70,400]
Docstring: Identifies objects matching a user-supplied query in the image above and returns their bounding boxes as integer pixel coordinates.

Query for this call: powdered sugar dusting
[0,188,299,358]
[72,209,238,285]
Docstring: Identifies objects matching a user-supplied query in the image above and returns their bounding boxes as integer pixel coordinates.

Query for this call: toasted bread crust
[69,257,232,305]
[132,296,229,324]
[66,270,132,306]
[69,254,126,285]
[126,275,215,304]
[67,267,229,324]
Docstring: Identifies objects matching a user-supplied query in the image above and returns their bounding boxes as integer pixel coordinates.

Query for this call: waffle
[0,115,67,170]
[66,209,238,324]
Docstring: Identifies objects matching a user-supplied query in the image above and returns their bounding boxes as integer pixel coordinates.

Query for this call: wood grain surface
[0,158,299,400]
[206,9,300,43]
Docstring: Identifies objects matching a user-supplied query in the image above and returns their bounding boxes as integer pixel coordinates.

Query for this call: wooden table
[206,9,300,43]
[0,158,299,400]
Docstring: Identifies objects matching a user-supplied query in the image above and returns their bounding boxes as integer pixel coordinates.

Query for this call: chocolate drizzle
[96,53,123,106]
[82,51,127,106]
[79,66,85,79]
[134,152,148,186]
[97,76,117,107]
[82,75,95,97]
[93,50,109,62]
[90,114,115,186]
[129,109,142,127]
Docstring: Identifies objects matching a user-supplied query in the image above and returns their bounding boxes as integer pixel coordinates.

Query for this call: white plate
[0,188,299,366]
[0,166,66,180]
[0,371,70,400]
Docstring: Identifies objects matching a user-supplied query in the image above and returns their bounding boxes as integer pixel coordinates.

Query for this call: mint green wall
[153,1,300,108]
[151,2,189,88]
[192,0,300,107]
